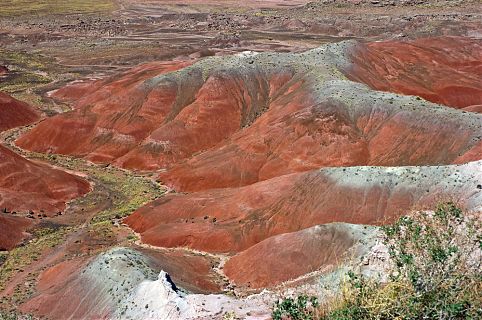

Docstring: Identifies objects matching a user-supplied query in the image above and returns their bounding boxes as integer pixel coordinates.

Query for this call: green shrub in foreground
[274,203,482,320]
[272,295,320,320]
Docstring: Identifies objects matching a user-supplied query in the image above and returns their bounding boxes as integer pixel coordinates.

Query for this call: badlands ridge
[0,32,481,319]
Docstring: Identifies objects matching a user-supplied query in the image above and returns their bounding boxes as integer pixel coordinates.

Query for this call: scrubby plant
[272,294,320,320]
[323,202,482,319]
[274,203,481,320]
[0,311,34,320]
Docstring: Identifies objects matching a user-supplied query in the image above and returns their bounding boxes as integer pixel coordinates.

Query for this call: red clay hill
[125,161,482,253]
[16,38,482,184]
[0,145,90,216]
[345,37,482,110]
[0,92,39,132]
[13,37,482,288]
[0,214,33,251]
[0,93,90,250]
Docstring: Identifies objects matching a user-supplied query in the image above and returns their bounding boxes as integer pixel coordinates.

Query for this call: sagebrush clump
[272,295,320,320]
[274,203,482,320]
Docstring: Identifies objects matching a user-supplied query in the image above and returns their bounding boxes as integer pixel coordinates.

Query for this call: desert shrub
[274,203,481,320]
[0,311,34,320]
[322,202,482,320]
[272,294,320,320]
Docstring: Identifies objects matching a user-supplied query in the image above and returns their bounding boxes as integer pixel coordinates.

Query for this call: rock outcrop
[21,247,273,319]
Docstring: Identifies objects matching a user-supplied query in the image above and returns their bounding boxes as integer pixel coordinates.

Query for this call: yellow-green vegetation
[33,154,165,227]
[16,150,164,227]
[126,234,139,242]
[0,253,7,267]
[40,154,165,221]
[0,311,34,320]
[0,50,53,93]
[88,220,115,240]
[39,154,164,232]
[32,226,61,238]
[0,152,164,307]
[0,73,51,93]
[89,170,164,224]
[272,295,320,320]
[0,227,71,294]
[274,203,482,320]
[0,50,49,71]
[0,0,115,17]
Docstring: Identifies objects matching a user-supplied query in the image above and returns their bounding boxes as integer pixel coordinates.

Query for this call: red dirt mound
[125,161,482,254]
[137,247,222,293]
[0,92,39,131]
[20,257,93,319]
[0,145,90,215]
[0,93,88,250]
[17,61,193,164]
[0,214,33,250]
[50,61,191,104]
[17,60,294,169]
[158,80,481,192]
[20,248,187,319]
[223,223,370,289]
[16,40,482,195]
[113,71,294,170]
[344,37,482,110]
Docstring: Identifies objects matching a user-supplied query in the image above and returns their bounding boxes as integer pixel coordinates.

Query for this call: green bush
[272,295,320,320]
[273,203,481,320]
[323,202,481,320]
